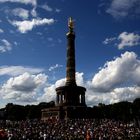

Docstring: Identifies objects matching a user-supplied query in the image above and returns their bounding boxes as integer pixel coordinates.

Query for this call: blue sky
[0,0,140,108]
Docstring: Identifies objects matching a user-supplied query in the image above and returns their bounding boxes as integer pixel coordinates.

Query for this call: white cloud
[106,0,140,19]
[32,77,66,103]
[0,66,44,76]
[76,72,84,86]
[0,72,47,103]
[110,86,140,103]
[38,85,56,103]
[12,8,29,19]
[86,85,140,106]
[1,52,140,106]
[92,51,140,92]
[83,51,140,106]
[0,28,4,33]
[103,32,140,49]
[31,7,37,17]
[85,85,112,106]
[55,8,61,13]
[10,18,55,33]
[103,37,116,45]
[0,0,37,6]
[0,39,12,53]
[38,72,84,102]
[118,32,140,49]
[49,64,63,72]
[41,52,140,106]
[41,4,53,12]
[40,3,61,13]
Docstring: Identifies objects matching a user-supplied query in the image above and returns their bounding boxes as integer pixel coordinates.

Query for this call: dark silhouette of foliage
[0,99,139,121]
[92,100,139,121]
[1,101,55,120]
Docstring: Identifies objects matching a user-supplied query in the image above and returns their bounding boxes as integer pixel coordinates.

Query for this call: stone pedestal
[56,85,86,106]
[42,85,87,120]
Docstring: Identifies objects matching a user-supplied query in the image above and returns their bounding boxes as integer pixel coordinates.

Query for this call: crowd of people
[0,119,140,140]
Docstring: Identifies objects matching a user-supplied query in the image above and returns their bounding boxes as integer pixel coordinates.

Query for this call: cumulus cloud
[0,28,4,33]
[83,51,140,106]
[86,86,140,106]
[103,32,140,49]
[0,71,85,105]
[1,52,140,106]
[0,39,12,53]
[39,52,140,106]
[0,72,47,103]
[49,64,63,72]
[37,79,65,103]
[106,0,140,19]
[40,61,140,106]
[118,32,140,49]
[10,18,55,33]
[110,86,140,103]
[38,72,84,102]
[92,51,140,92]
[12,8,29,19]
[0,0,37,6]
[0,66,44,76]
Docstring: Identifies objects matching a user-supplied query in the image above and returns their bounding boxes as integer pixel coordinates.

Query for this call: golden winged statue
[68,17,74,32]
